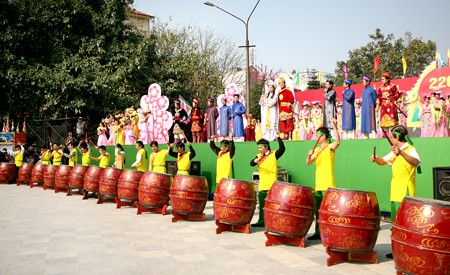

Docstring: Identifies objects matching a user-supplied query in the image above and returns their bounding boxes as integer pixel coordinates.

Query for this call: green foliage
[306,69,321,90]
[334,28,436,85]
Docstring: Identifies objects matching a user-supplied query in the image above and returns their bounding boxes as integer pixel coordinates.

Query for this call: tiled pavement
[0,184,397,275]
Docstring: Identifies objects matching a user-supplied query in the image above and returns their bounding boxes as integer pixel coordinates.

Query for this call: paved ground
[0,184,397,275]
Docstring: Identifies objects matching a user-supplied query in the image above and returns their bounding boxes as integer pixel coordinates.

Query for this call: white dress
[259,91,279,141]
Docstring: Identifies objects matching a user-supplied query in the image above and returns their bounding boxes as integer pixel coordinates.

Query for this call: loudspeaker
[166,161,177,177]
[165,160,201,176]
[433,167,450,202]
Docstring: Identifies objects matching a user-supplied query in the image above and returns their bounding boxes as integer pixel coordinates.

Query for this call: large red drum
[170,174,208,215]
[83,166,104,193]
[31,163,45,185]
[54,165,73,190]
[99,167,123,198]
[318,188,381,253]
[0,162,16,183]
[18,163,34,183]
[139,171,172,208]
[43,165,57,188]
[117,169,143,201]
[391,197,450,275]
[213,178,256,225]
[68,165,88,190]
[264,181,315,238]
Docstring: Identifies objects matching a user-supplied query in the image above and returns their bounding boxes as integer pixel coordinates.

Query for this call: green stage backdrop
[88,137,450,213]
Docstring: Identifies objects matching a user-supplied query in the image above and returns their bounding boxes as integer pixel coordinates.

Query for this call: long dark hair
[116,143,125,164]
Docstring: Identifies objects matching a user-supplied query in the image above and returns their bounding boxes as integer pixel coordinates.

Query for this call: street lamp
[204,0,261,113]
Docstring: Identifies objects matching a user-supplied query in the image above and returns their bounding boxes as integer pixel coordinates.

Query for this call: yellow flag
[402,55,407,75]
[448,48,450,58]
[318,71,322,87]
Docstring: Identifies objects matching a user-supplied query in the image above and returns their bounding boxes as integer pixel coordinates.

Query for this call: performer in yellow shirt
[149,141,169,173]
[50,143,63,166]
[371,124,421,259]
[63,142,78,167]
[168,140,196,175]
[40,145,51,165]
[13,141,24,181]
[113,143,126,169]
[77,140,91,167]
[209,134,235,200]
[250,132,285,227]
[306,118,340,240]
[90,145,111,168]
[131,141,147,172]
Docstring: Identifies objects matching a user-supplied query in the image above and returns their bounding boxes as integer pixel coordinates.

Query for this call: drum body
[117,169,143,201]
[391,197,450,275]
[43,165,57,188]
[0,162,16,182]
[99,167,123,198]
[138,171,172,208]
[264,181,315,237]
[213,178,256,225]
[169,174,208,214]
[68,165,88,190]
[83,166,104,193]
[54,165,73,189]
[318,188,381,253]
[18,163,34,183]
[31,163,45,184]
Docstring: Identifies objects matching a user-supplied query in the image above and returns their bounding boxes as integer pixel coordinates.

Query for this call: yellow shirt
[314,145,335,191]
[136,149,147,172]
[69,148,78,167]
[99,153,110,168]
[115,148,125,169]
[14,150,23,167]
[82,152,91,166]
[177,152,191,175]
[386,145,418,202]
[257,151,277,191]
[41,151,51,165]
[216,151,233,183]
[52,149,62,166]
[150,150,168,173]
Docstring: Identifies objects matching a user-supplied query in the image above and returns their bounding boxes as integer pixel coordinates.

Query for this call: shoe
[208,194,214,201]
[386,253,393,259]
[251,222,265,228]
[307,234,321,241]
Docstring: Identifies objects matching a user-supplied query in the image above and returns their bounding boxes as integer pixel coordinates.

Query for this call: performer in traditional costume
[360,76,377,139]
[250,132,285,227]
[259,80,278,141]
[97,122,108,146]
[205,98,219,140]
[149,141,169,173]
[168,140,196,175]
[377,72,400,135]
[77,140,91,167]
[63,142,78,167]
[219,97,231,138]
[355,99,362,139]
[341,79,356,139]
[299,101,312,140]
[245,112,256,141]
[172,100,188,143]
[323,80,337,137]
[50,143,63,166]
[419,94,434,137]
[306,118,340,240]
[90,145,110,168]
[432,90,448,137]
[40,145,51,165]
[113,143,125,169]
[190,98,204,143]
[277,78,294,140]
[131,141,147,172]
[231,94,246,140]
[310,101,323,140]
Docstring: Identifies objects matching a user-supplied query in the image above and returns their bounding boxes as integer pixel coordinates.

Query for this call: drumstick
[373,146,376,157]
[381,127,393,146]
[308,137,321,158]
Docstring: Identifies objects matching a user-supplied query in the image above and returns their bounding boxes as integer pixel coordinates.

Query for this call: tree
[333,29,436,85]
[306,69,321,90]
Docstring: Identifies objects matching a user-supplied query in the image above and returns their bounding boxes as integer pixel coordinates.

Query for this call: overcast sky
[133,0,450,75]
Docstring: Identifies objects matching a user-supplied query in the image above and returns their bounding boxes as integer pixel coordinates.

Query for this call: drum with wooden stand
[136,171,172,215]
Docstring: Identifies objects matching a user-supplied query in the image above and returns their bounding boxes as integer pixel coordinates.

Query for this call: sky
[133,0,450,76]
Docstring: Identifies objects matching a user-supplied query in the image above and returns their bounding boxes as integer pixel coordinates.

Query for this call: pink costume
[419,102,435,138]
[97,128,108,146]
[432,98,448,137]
[124,124,136,145]
[299,108,311,140]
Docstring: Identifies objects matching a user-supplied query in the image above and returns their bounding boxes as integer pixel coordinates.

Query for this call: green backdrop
[88,137,450,213]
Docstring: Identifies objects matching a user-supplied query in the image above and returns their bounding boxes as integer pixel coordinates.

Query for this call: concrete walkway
[0,184,397,275]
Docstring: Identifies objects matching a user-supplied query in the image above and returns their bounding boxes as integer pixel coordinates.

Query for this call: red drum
[264,181,315,238]
[139,171,172,208]
[117,169,144,201]
[213,178,256,225]
[0,163,16,183]
[318,188,381,253]
[18,163,34,183]
[43,165,57,188]
[83,166,104,193]
[391,197,450,275]
[170,174,208,215]
[99,167,123,198]
[54,165,73,190]
[68,165,88,190]
[31,163,45,185]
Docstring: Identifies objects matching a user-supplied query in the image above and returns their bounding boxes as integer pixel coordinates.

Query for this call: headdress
[362,76,371,82]
[381,72,391,79]
[344,79,352,85]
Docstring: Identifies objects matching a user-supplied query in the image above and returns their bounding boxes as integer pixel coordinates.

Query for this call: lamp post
[204,0,260,113]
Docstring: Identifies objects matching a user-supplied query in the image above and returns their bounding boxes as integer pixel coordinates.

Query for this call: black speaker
[166,161,177,177]
[165,160,201,176]
[433,167,450,202]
